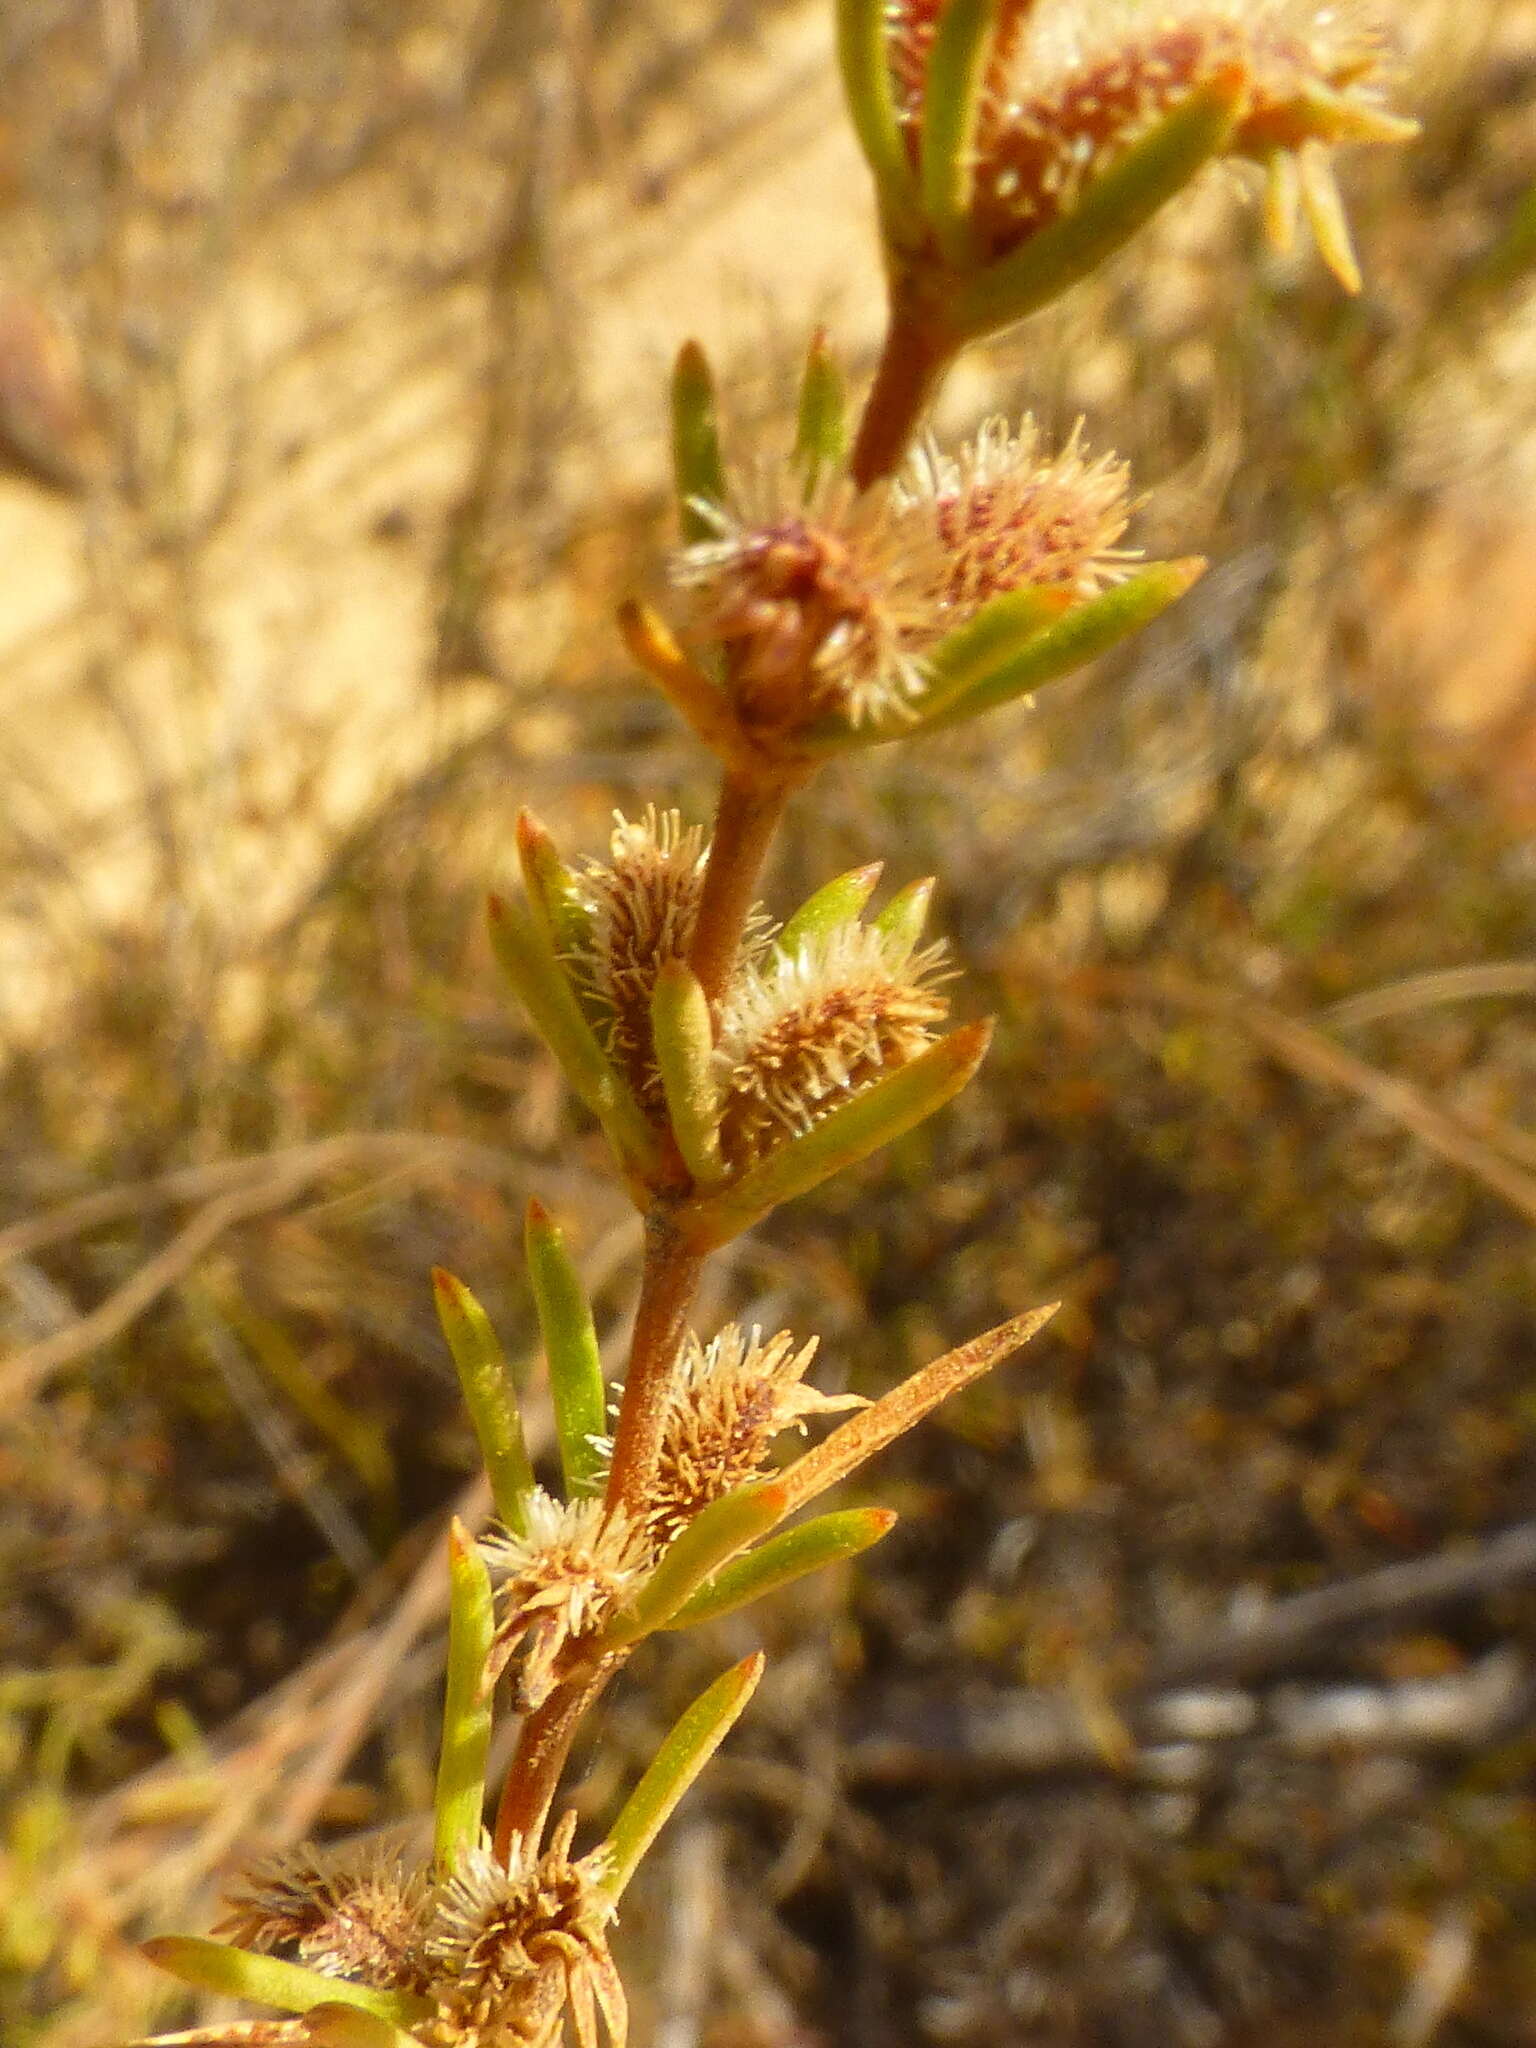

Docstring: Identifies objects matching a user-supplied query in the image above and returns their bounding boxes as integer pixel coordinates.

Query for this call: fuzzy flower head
[899,417,1135,612]
[214,1834,431,1992]
[714,918,951,1170]
[672,416,1133,736]
[673,473,924,736]
[646,1324,867,1547]
[425,1821,625,2048]
[574,807,707,1117]
[878,0,1415,296]
[480,1494,647,1712]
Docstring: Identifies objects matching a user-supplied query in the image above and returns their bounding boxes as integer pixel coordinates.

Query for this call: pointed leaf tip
[140,1937,431,2024]
[778,863,885,957]
[670,1504,900,1628]
[691,1019,993,1243]
[872,875,936,955]
[525,1202,609,1499]
[607,1482,787,1646]
[779,1301,1059,1514]
[921,562,1205,731]
[794,327,849,496]
[433,1270,534,1534]
[672,340,727,543]
[598,1652,766,1898]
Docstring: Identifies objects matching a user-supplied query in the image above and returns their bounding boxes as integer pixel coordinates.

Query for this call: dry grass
[4,2,1536,2043]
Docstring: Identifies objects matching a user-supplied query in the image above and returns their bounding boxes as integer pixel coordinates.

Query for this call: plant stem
[687,765,802,1011]
[849,298,955,490]
[500,748,806,1846]
[602,1207,708,1522]
[492,1663,614,1864]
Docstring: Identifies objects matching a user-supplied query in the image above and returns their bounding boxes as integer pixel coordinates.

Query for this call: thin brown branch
[849,300,955,491]
[1324,959,1536,1032]
[1078,966,1536,1232]
[1149,1518,1536,1688]
[602,1209,708,1521]
[687,765,804,1011]
[0,1135,596,1405]
[492,1662,616,1864]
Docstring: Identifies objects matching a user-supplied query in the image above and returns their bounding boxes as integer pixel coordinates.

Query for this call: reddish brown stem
[602,1208,708,1522]
[497,724,804,1851]
[493,1663,614,1863]
[849,302,956,491]
[687,766,801,1011]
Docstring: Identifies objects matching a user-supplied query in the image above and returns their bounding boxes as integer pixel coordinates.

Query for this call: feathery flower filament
[714,920,950,1168]
[674,480,926,735]
[214,1836,431,1990]
[646,1324,866,1547]
[575,808,707,1117]
[672,416,1135,731]
[425,1821,624,2048]
[480,1495,647,1712]
[900,417,1135,610]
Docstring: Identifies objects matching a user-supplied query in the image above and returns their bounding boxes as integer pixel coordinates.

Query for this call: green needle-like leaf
[140,1938,431,2026]
[524,1199,609,1499]
[597,1653,765,1898]
[668,1507,898,1628]
[898,587,1070,729]
[672,340,727,543]
[922,561,1205,730]
[953,85,1241,337]
[691,1022,993,1243]
[777,863,883,958]
[487,892,662,1185]
[651,960,725,1186]
[871,876,935,957]
[303,2009,429,2048]
[836,0,922,244]
[516,808,594,958]
[793,329,848,499]
[605,1483,786,1647]
[919,0,998,264]
[432,1270,534,1535]
[433,1518,495,1871]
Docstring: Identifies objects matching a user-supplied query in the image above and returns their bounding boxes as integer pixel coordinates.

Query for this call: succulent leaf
[524,1200,610,1501]
[919,0,1000,263]
[139,1939,431,2026]
[672,341,727,543]
[431,1269,535,1535]
[668,1506,898,1628]
[597,1654,766,1898]
[487,892,663,1185]
[921,558,1206,729]
[433,1518,495,1871]
[693,1020,993,1243]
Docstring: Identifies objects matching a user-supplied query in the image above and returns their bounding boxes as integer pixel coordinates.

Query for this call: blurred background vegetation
[4,1,1536,2042]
